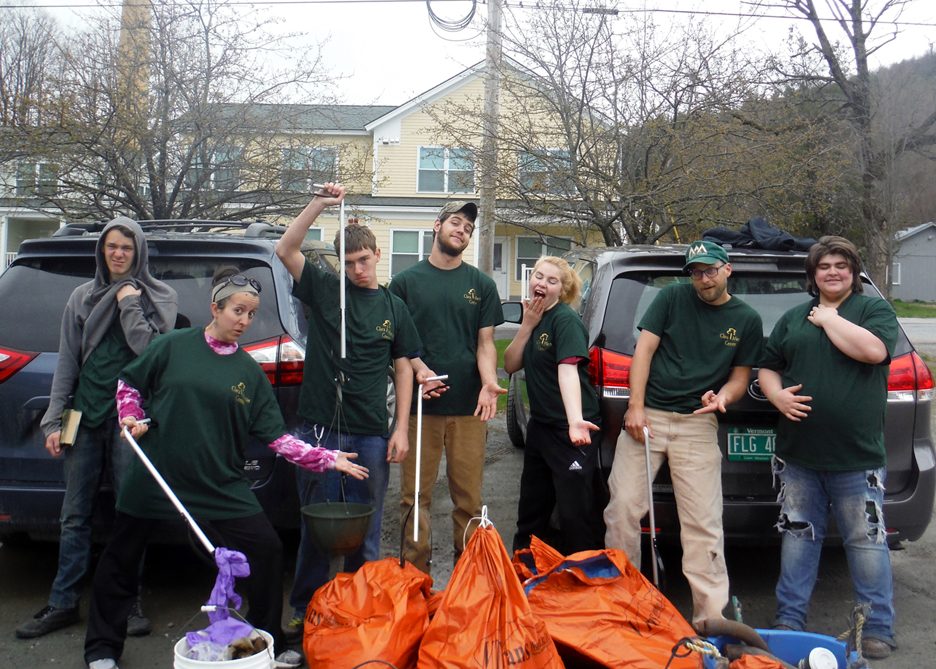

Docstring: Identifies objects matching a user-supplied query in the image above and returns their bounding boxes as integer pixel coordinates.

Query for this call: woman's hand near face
[333,452,369,480]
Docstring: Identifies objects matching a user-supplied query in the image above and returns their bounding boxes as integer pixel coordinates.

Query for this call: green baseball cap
[438,201,478,222]
[684,240,729,269]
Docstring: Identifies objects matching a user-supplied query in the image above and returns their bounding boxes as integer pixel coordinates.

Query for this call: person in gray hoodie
[15,218,177,640]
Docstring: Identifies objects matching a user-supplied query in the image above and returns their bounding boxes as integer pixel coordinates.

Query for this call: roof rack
[135,220,288,236]
[52,221,110,237]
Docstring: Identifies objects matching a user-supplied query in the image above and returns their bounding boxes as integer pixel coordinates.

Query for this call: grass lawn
[496,338,511,412]
[893,299,936,318]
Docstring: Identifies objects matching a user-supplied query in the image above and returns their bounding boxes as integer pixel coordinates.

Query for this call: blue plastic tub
[704,629,858,668]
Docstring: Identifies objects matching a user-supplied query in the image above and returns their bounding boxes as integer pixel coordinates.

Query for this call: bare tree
[31,0,364,221]
[0,2,60,127]
[425,0,843,247]
[760,0,936,296]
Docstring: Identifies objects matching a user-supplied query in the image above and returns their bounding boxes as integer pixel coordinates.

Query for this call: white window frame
[514,235,575,281]
[417,146,475,194]
[187,149,241,192]
[305,227,324,242]
[889,262,901,286]
[281,146,339,193]
[390,228,435,278]
[15,162,58,197]
[517,148,574,196]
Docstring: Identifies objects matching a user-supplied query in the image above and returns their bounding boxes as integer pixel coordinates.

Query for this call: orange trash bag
[511,536,564,581]
[303,557,433,669]
[419,509,564,669]
[522,539,703,669]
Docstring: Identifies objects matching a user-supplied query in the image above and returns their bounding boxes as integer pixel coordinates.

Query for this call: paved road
[899,317,936,357]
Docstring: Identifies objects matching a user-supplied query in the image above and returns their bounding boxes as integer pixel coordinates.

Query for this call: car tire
[506,374,525,449]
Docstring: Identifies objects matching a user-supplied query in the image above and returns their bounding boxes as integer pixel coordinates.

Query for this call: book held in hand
[61,409,82,446]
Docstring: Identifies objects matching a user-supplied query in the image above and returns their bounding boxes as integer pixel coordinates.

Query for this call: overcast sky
[40,0,936,105]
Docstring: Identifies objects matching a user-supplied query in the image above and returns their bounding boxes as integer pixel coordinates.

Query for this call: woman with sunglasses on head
[83,268,367,669]
[504,256,604,555]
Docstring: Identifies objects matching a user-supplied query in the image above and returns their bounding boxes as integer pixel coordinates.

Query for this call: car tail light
[242,336,305,387]
[589,346,633,399]
[0,346,38,385]
[887,351,935,403]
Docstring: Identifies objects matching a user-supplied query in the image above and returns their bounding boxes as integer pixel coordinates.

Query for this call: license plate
[727,428,776,462]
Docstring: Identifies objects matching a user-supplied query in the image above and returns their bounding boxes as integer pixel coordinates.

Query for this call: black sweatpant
[513,418,605,555]
[84,511,285,664]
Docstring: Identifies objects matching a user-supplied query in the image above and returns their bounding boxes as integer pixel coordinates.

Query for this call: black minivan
[0,220,378,542]
[506,244,936,544]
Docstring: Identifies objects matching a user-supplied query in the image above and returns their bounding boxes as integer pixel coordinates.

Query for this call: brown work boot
[861,637,894,660]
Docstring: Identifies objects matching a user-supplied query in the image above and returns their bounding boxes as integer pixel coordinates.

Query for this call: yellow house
[278,62,601,299]
[2,63,601,296]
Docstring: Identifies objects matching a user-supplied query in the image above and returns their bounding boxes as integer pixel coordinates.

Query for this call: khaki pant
[603,407,728,623]
[400,414,487,574]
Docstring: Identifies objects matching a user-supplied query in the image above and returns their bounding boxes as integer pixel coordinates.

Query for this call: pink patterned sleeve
[267,434,338,472]
[116,379,146,424]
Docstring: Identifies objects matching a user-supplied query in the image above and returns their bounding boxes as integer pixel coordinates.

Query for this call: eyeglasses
[688,263,726,281]
[217,274,262,293]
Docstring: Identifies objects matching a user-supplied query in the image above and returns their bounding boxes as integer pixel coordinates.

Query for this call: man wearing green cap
[603,240,763,623]
[389,200,505,574]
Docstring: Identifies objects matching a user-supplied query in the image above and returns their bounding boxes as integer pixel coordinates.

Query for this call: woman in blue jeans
[758,236,899,660]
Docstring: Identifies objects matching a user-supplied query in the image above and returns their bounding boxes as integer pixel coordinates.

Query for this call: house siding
[893,225,936,302]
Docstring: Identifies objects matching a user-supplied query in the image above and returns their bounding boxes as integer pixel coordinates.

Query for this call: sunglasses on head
[218,274,262,293]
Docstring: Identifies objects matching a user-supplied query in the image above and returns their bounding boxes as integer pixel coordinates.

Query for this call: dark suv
[0,220,382,542]
[506,244,936,544]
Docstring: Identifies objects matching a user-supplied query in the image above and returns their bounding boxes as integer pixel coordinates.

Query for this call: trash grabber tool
[414,374,448,543]
[122,425,216,556]
[643,425,665,591]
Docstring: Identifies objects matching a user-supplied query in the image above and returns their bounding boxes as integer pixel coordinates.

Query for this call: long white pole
[414,375,448,543]
[122,426,216,555]
[339,199,346,359]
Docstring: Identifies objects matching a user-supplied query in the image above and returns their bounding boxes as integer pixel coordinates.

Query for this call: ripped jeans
[773,458,895,644]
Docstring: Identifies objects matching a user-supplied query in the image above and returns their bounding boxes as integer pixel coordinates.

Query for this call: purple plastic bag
[186,547,255,648]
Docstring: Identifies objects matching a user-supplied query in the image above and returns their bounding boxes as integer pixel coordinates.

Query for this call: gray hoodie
[40,217,178,436]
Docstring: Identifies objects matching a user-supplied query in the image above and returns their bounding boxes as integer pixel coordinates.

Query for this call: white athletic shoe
[274,649,305,668]
[88,660,119,669]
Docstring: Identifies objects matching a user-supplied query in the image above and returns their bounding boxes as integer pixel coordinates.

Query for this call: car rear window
[600,272,815,354]
[0,256,286,352]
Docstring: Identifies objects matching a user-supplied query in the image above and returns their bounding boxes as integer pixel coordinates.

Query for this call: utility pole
[477,0,502,277]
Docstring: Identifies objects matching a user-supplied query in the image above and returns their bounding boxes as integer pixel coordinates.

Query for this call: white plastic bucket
[173,629,275,669]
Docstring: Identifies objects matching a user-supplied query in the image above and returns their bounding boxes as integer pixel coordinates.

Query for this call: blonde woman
[505,256,603,555]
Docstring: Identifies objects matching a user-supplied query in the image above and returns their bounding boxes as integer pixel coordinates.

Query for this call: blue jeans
[50,421,133,609]
[289,423,389,617]
[773,458,895,645]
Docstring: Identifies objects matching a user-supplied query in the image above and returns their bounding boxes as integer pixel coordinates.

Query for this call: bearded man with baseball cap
[388,200,505,574]
[603,240,763,622]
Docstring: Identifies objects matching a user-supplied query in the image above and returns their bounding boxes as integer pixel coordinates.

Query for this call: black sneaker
[126,599,151,637]
[15,605,80,639]
[282,616,303,644]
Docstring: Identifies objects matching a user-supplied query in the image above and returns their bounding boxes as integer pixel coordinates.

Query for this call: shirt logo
[375,319,394,341]
[720,327,740,346]
[569,460,583,471]
[537,333,552,351]
[232,382,251,405]
[463,288,480,305]
[686,243,708,260]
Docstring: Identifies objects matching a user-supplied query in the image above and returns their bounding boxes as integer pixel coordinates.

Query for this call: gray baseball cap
[438,201,478,222]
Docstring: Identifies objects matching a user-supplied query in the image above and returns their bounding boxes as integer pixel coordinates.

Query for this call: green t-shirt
[116,328,287,520]
[522,302,600,429]
[294,261,422,435]
[639,282,764,414]
[74,318,137,428]
[388,260,504,416]
[760,293,898,471]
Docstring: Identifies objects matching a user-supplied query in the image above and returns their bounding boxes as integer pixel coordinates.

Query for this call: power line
[3,0,934,29]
